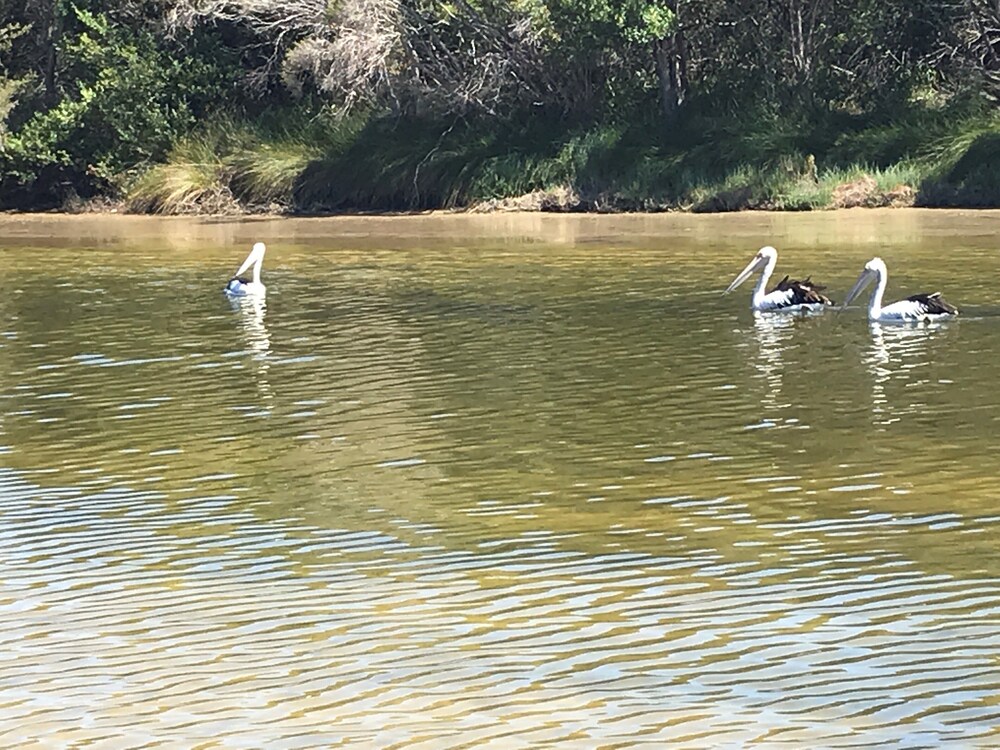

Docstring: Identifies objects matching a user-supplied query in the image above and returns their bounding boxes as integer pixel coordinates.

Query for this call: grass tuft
[127,136,232,214]
[126,111,362,214]
[126,100,1000,214]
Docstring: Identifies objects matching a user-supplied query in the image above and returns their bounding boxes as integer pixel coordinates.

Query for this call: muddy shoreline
[3,207,998,258]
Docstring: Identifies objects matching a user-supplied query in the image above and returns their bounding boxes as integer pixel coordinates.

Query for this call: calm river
[0,210,998,747]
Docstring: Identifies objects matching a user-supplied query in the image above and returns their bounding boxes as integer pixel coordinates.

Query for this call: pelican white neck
[237,242,266,285]
[225,241,267,297]
[843,257,889,320]
[725,246,778,309]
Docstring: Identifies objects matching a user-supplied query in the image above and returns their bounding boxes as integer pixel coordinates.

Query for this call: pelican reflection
[743,311,800,429]
[230,294,272,401]
[865,322,938,427]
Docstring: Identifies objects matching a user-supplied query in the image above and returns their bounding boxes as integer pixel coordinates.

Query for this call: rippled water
[1,211,998,747]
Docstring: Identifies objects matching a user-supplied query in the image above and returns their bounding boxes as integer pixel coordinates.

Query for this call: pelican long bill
[841,268,876,309]
[724,255,764,295]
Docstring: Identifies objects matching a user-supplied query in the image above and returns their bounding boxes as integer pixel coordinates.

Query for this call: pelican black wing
[769,275,834,306]
[906,292,958,315]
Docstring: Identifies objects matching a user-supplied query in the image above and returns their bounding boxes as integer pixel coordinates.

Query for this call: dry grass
[127,138,236,214]
[469,185,582,212]
[830,175,915,208]
[125,115,332,214]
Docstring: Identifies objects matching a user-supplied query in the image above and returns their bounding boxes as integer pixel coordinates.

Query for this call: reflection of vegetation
[0,234,997,581]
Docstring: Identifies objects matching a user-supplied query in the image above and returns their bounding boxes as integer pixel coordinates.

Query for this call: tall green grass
[127,101,1000,214]
[127,130,233,213]
[126,113,358,213]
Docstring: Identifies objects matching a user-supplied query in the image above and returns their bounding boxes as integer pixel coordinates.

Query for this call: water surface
[0,211,998,747]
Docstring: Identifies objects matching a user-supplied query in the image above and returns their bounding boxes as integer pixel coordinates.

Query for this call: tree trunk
[653,37,680,124]
[33,0,61,104]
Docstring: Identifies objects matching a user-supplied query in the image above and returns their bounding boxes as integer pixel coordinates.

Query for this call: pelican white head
[236,242,267,280]
[842,256,887,310]
[725,246,778,295]
[225,242,267,297]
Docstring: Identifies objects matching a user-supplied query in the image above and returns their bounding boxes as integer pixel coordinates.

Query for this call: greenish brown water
[0,210,998,746]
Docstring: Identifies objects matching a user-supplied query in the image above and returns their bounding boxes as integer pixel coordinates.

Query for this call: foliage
[0,3,237,207]
[4,0,1000,211]
[126,111,359,213]
[127,126,235,214]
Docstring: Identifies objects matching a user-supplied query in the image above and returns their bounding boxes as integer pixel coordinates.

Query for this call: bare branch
[165,0,564,117]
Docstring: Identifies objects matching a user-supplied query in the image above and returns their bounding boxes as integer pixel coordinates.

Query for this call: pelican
[224,242,267,297]
[842,257,958,322]
[724,246,833,312]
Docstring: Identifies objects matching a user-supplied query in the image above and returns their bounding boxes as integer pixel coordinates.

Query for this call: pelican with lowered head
[724,245,834,312]
[224,242,267,298]
[842,257,958,322]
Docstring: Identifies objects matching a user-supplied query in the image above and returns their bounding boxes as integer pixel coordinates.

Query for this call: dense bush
[0,3,237,207]
[1,0,1000,211]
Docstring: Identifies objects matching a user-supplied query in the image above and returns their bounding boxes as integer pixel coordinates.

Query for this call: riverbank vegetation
[3,0,1000,213]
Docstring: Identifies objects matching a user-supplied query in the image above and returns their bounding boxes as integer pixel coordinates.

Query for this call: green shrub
[1,7,237,207]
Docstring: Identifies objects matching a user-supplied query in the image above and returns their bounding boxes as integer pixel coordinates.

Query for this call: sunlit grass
[127,137,231,214]
[126,112,363,213]
[228,141,320,207]
[125,100,1000,214]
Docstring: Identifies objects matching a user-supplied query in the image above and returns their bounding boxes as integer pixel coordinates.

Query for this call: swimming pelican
[724,246,833,312]
[224,242,267,297]
[842,257,958,322]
